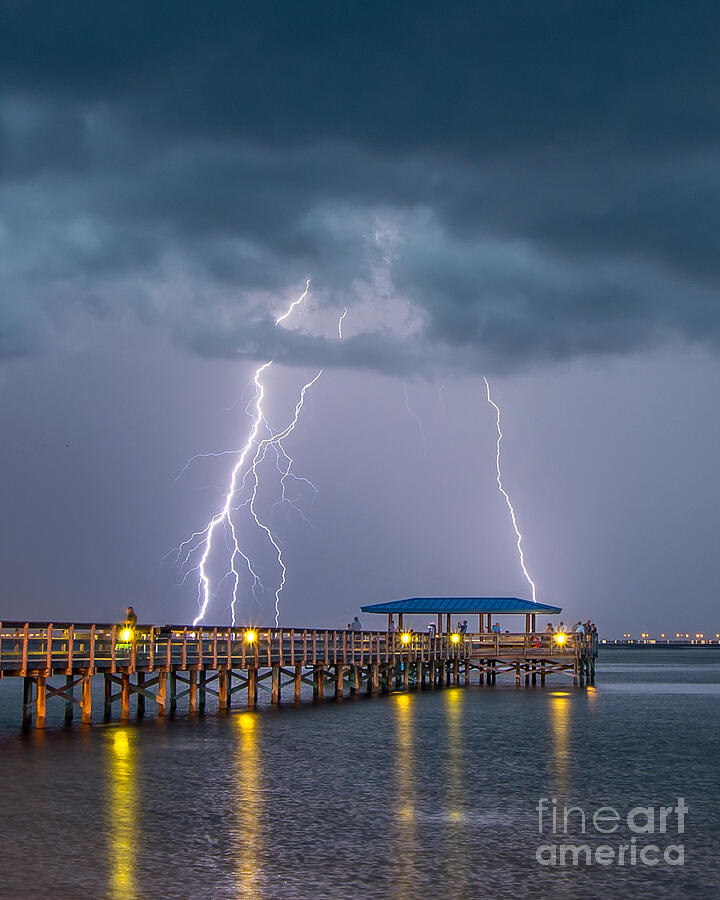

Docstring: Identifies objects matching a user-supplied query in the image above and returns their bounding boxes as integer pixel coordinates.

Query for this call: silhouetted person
[124,606,137,628]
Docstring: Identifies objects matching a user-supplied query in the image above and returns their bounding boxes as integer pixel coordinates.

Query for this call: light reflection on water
[392,692,416,898]
[549,691,571,798]
[107,728,136,899]
[234,713,262,898]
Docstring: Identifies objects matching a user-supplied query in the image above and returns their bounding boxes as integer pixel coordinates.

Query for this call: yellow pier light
[451,633,460,644]
[401,632,411,645]
[244,630,257,644]
[120,628,133,642]
[554,632,567,646]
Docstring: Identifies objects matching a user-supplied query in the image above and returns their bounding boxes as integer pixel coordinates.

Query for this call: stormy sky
[2,1,719,636]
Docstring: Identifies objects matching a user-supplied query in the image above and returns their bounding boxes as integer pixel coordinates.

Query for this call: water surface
[0,649,717,898]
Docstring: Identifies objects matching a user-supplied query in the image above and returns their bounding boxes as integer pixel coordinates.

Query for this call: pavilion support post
[35,675,47,729]
[64,674,74,724]
[217,669,228,711]
[487,613,492,632]
[446,613,451,634]
[199,670,206,713]
[478,615,484,633]
[157,670,167,716]
[271,664,281,705]
[121,672,130,720]
[532,613,537,632]
[294,664,303,702]
[104,674,112,721]
[22,677,33,729]
[398,613,404,630]
[81,672,93,725]
[437,613,442,633]
[188,670,197,715]
[525,614,530,634]
[136,671,145,718]
[247,667,257,708]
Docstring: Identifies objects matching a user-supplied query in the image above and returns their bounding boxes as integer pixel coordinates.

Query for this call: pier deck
[0,622,596,728]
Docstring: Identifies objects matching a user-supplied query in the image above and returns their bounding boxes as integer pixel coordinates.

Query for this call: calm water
[0,649,718,898]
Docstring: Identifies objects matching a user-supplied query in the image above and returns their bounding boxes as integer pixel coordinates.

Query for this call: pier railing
[0,622,581,676]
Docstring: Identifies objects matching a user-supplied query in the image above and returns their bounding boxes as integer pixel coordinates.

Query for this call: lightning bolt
[338,307,348,339]
[483,376,537,603]
[178,282,319,627]
[179,284,345,628]
[403,383,428,458]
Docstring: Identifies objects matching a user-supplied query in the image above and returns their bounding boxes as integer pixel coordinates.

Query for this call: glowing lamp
[244,630,257,644]
[451,633,460,644]
[121,628,133,642]
[401,632,411,645]
[554,633,567,645]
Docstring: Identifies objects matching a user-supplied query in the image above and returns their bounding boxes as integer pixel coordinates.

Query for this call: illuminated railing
[0,622,582,674]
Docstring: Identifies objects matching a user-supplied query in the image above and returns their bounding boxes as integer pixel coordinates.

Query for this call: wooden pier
[0,622,596,729]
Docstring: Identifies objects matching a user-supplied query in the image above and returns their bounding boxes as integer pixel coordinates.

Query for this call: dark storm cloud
[2,1,720,370]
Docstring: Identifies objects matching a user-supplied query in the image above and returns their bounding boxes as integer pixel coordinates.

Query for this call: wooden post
[137,671,146,718]
[188,670,197,714]
[437,613,442,633]
[247,667,257,708]
[398,613,404,630]
[478,615,484,633]
[121,672,130,720]
[464,660,469,685]
[218,669,228,711]
[313,665,325,700]
[371,663,379,695]
[403,661,409,690]
[525,613,530,633]
[64,673,74,724]
[294,663,302,702]
[335,665,344,700]
[429,661,436,688]
[541,660,546,685]
[104,674,112,721]
[157,670,167,716]
[35,675,47,729]
[351,665,360,695]
[271,664,281,705]
[22,677,33,728]
[169,670,177,714]
[453,659,459,685]
[199,670,207,713]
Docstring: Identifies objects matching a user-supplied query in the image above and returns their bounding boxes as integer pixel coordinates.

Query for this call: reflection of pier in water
[0,618,594,729]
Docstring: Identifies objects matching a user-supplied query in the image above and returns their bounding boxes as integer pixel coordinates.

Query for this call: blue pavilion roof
[360,597,562,615]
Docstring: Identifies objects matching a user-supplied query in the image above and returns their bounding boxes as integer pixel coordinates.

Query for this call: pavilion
[360,596,562,634]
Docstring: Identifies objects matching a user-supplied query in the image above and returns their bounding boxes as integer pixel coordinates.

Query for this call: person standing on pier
[124,606,137,629]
